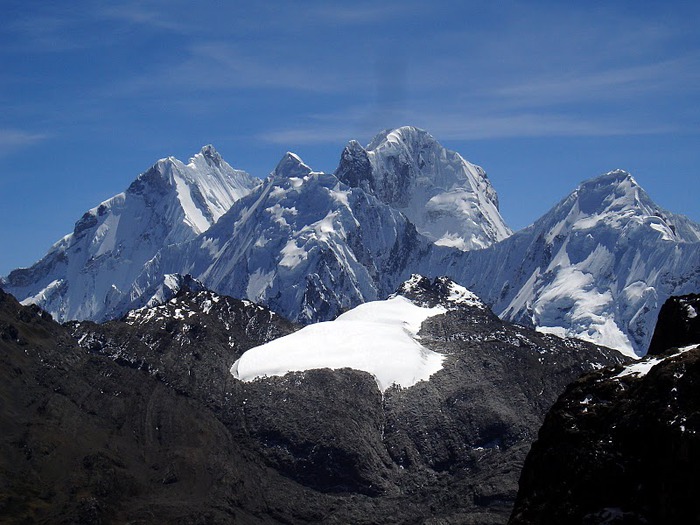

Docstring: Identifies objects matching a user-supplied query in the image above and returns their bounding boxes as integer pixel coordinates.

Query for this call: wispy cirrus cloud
[489,55,700,109]
[304,3,417,24]
[0,129,49,156]
[111,41,373,97]
[259,107,679,146]
[95,3,190,33]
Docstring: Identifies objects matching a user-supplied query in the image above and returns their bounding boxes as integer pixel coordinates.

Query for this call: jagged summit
[1,147,260,322]
[395,274,485,310]
[148,157,426,325]
[273,151,313,178]
[113,273,208,318]
[366,125,433,150]
[122,282,279,331]
[197,144,222,165]
[336,125,511,250]
[539,169,700,245]
[575,169,648,216]
[3,128,698,359]
[439,168,700,357]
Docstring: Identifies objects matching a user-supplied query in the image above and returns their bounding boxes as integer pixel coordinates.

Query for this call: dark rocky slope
[647,293,700,355]
[1,277,626,524]
[509,293,700,525]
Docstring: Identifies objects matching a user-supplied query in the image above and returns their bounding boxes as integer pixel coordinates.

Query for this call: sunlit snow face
[231,296,447,392]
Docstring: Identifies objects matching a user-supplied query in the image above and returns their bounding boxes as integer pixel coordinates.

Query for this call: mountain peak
[579,169,638,195]
[196,144,223,166]
[572,169,652,220]
[273,152,312,178]
[2,146,259,323]
[337,125,511,250]
[366,125,432,151]
[395,274,485,310]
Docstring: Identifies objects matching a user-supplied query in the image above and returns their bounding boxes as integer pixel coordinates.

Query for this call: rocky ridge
[438,170,700,356]
[1,276,627,524]
[509,293,700,524]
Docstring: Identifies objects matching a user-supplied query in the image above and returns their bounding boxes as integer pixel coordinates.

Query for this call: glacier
[231,274,487,391]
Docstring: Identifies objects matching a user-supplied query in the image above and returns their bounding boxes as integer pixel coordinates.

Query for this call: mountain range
[2,126,699,356]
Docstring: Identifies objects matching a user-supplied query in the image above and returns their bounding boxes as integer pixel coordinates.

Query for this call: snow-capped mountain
[336,126,511,250]
[123,151,432,324]
[3,128,698,360]
[438,170,700,357]
[1,146,259,322]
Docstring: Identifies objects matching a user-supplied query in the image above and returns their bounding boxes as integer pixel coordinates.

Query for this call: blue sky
[1,0,699,275]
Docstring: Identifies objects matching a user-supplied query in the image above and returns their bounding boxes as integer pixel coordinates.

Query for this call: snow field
[231,296,447,392]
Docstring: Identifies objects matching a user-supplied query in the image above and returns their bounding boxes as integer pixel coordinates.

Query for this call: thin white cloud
[95,3,190,33]
[491,55,700,108]
[113,41,373,96]
[259,127,358,145]
[305,3,414,24]
[259,108,679,146]
[4,11,85,53]
[420,113,678,141]
[0,130,48,156]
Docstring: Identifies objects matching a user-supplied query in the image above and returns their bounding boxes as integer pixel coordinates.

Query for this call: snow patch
[173,174,210,233]
[231,296,446,392]
[446,281,485,308]
[615,344,699,378]
[279,240,307,269]
[246,268,274,301]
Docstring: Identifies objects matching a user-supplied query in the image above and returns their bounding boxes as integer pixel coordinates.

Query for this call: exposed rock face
[509,294,700,525]
[4,276,620,523]
[648,293,700,355]
[69,288,297,401]
[0,288,284,524]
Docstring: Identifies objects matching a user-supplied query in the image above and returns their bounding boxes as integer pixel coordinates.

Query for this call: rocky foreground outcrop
[1,277,625,524]
[510,293,700,524]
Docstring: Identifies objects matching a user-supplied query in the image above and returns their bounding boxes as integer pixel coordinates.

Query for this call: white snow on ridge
[615,344,699,379]
[231,296,447,392]
[446,280,484,307]
[173,173,210,233]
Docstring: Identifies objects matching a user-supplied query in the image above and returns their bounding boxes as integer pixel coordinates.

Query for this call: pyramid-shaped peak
[573,169,647,217]
[197,144,223,165]
[273,152,312,178]
[366,126,436,151]
[581,169,637,190]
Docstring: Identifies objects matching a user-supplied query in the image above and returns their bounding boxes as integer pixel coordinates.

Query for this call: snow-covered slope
[336,126,511,250]
[124,152,432,324]
[231,295,445,392]
[1,146,259,322]
[438,170,700,357]
[231,275,486,391]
